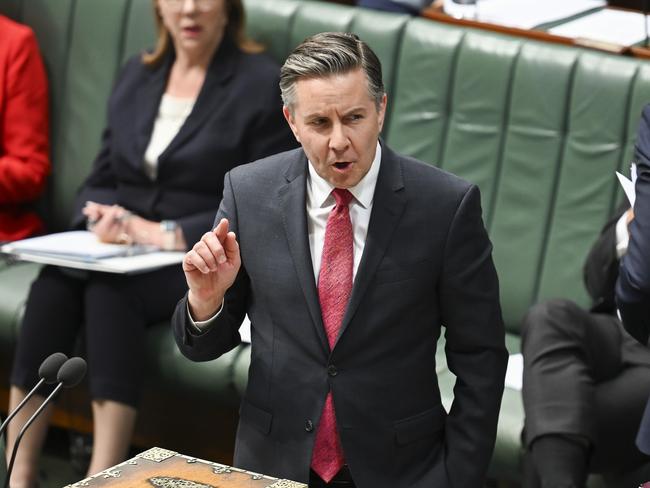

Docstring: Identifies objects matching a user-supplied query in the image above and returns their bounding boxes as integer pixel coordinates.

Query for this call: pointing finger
[202,230,228,265]
[214,218,230,243]
[223,231,240,262]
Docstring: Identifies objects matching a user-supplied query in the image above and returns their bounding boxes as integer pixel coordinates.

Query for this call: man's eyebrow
[304,112,326,119]
[304,106,368,119]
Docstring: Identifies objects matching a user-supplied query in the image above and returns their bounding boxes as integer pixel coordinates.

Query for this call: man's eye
[310,119,327,126]
[348,114,363,121]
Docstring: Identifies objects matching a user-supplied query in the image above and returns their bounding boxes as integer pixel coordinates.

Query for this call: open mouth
[182,26,202,35]
[333,162,352,170]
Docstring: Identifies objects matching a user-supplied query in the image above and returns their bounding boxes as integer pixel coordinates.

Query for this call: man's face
[283,69,387,189]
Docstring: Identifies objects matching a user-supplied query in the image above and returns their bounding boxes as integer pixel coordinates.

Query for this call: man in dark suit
[618,104,650,346]
[523,205,650,488]
[618,104,650,456]
[173,32,507,488]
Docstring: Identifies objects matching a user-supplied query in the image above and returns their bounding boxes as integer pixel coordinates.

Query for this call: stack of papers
[4,231,143,260]
[474,0,606,30]
[1,231,184,274]
[549,9,649,47]
[616,163,638,207]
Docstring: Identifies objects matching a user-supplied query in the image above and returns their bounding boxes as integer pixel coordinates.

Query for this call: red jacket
[0,15,50,241]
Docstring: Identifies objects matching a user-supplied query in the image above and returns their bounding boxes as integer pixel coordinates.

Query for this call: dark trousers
[522,298,650,477]
[309,467,356,488]
[11,265,187,407]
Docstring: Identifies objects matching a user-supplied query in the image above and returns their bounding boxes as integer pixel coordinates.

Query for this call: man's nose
[329,123,349,152]
[181,0,198,13]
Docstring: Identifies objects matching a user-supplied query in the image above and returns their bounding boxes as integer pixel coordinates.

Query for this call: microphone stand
[0,352,67,444]
[0,378,46,442]
[3,383,64,488]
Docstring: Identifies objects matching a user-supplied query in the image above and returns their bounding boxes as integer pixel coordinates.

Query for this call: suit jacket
[0,15,50,241]
[617,103,650,346]
[71,37,296,246]
[585,203,628,314]
[173,145,508,487]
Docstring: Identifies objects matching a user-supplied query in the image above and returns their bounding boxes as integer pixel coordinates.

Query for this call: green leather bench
[1,0,649,484]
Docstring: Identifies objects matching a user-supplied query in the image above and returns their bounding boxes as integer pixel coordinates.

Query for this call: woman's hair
[142,0,263,67]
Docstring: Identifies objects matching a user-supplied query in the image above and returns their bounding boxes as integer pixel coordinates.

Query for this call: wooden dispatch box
[64,447,307,488]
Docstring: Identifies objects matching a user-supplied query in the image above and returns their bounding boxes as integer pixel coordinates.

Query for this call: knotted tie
[311,188,354,482]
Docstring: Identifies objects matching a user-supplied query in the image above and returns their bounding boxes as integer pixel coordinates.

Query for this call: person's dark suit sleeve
[617,104,650,345]
[172,171,250,361]
[70,127,118,229]
[439,184,508,487]
[584,204,627,314]
[69,58,142,229]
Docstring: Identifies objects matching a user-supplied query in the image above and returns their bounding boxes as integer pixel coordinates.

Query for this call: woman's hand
[83,202,132,244]
[83,201,187,250]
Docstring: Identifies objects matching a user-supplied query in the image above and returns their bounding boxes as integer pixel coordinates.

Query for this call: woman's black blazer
[72,37,296,246]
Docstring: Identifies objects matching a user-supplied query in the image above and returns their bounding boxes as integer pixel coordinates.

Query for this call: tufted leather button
[305,419,314,432]
[327,364,338,377]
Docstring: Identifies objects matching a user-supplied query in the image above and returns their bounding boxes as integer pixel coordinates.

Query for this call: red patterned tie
[311,188,354,482]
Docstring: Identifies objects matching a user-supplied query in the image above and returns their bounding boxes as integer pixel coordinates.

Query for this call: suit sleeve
[439,184,508,487]
[172,171,250,361]
[69,126,119,228]
[69,58,144,229]
[617,104,650,345]
[0,26,50,204]
[583,204,627,314]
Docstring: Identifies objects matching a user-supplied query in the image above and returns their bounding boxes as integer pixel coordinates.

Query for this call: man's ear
[377,93,388,133]
[283,106,300,143]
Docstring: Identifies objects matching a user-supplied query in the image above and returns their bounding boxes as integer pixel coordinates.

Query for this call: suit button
[305,419,314,432]
[327,365,338,377]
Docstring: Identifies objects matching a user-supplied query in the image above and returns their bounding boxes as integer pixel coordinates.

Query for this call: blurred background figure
[523,204,650,488]
[5,0,295,486]
[618,104,650,347]
[0,15,50,243]
[356,0,432,15]
[617,104,650,462]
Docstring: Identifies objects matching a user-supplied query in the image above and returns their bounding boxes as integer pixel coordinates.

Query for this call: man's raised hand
[184,218,241,321]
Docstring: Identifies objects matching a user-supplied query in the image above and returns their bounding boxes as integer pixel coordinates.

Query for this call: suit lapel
[134,56,170,169]
[160,39,237,161]
[336,145,407,345]
[279,152,330,354]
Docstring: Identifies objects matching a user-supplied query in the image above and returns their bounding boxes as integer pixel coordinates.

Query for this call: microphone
[3,357,86,488]
[0,352,68,442]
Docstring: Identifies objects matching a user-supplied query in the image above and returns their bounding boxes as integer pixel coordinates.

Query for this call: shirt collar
[307,141,382,209]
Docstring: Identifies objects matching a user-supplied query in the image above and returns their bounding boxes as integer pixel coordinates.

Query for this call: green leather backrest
[0,0,156,232]
[243,0,302,64]
[3,0,649,335]
[243,0,408,131]
[388,20,650,331]
[245,1,650,333]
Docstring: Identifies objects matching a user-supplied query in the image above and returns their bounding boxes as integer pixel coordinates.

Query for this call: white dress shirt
[143,93,195,179]
[190,141,383,330]
[307,141,381,282]
[615,209,631,258]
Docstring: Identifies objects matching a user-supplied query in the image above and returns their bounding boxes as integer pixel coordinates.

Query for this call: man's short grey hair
[280,32,385,112]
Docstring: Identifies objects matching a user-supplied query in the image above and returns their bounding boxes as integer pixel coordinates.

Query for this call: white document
[2,231,144,260]
[1,231,184,274]
[616,163,638,207]
[505,353,523,391]
[549,9,649,46]
[239,315,252,343]
[475,0,605,30]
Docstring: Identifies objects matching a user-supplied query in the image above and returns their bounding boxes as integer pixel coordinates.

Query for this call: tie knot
[332,188,353,208]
